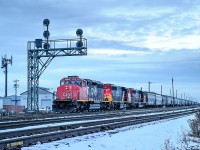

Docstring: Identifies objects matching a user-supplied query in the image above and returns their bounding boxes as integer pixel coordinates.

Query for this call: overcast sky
[0,0,199,101]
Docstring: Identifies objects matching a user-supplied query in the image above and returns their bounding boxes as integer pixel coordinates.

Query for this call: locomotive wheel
[68,106,77,113]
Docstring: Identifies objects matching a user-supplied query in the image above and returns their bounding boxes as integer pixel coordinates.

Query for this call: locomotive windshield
[60,79,82,86]
[60,81,65,85]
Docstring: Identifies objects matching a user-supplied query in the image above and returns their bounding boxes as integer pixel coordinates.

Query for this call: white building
[20,87,54,110]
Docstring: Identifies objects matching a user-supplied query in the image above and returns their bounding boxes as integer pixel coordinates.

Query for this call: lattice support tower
[27,19,87,110]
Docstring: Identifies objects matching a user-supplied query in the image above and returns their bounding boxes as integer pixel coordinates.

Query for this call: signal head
[43,43,50,49]
[76,29,83,36]
[76,41,83,47]
[43,19,50,26]
[43,31,50,38]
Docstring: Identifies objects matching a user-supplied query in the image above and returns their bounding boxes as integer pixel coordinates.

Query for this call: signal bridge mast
[27,19,87,111]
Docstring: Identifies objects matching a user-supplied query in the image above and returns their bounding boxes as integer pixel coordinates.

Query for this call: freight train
[52,76,198,112]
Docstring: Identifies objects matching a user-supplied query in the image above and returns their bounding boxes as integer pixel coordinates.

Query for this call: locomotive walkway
[0,106,199,149]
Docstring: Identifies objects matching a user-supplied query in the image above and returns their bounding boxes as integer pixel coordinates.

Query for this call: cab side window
[83,80,87,87]
[76,80,82,85]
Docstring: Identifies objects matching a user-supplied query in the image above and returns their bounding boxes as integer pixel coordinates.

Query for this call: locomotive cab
[103,84,113,102]
[53,76,88,112]
[57,76,88,101]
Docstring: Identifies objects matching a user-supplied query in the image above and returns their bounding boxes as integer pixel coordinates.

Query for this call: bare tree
[188,110,200,137]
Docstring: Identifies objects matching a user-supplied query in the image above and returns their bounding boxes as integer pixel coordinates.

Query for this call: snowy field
[22,115,196,150]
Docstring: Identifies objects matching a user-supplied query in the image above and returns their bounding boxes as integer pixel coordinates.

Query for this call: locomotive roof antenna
[27,19,87,111]
[1,55,12,97]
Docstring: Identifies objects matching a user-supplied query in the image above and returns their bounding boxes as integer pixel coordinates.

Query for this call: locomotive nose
[65,85,72,99]
[65,85,79,100]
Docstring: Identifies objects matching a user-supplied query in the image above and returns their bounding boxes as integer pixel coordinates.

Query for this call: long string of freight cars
[53,76,199,113]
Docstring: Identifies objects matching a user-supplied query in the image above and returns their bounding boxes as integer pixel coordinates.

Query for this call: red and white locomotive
[52,75,198,112]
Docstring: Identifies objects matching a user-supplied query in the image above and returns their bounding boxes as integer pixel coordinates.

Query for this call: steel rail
[0,106,195,122]
[0,107,182,130]
[0,109,196,140]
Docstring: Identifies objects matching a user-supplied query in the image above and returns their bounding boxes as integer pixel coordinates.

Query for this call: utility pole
[172,77,174,107]
[148,81,152,92]
[13,79,19,105]
[1,55,12,97]
[141,87,142,91]
[161,85,162,95]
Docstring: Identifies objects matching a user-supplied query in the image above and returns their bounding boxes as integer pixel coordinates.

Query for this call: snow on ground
[22,114,196,150]
[1,109,191,133]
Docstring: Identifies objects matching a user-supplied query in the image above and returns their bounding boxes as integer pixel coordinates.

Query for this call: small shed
[3,95,20,105]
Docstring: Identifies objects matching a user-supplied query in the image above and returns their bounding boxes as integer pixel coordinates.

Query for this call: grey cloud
[87,38,151,51]
[0,0,200,99]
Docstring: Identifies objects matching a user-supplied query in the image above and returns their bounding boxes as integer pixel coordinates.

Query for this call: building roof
[20,87,54,95]
[3,95,20,100]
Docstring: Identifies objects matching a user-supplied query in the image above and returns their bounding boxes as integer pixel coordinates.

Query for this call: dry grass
[161,110,200,150]
[188,110,200,137]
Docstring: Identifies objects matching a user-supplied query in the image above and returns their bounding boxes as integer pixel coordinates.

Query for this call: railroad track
[0,107,199,150]
[0,106,193,130]
[0,106,194,122]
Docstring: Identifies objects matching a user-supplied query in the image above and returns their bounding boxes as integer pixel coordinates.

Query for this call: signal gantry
[27,19,87,111]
